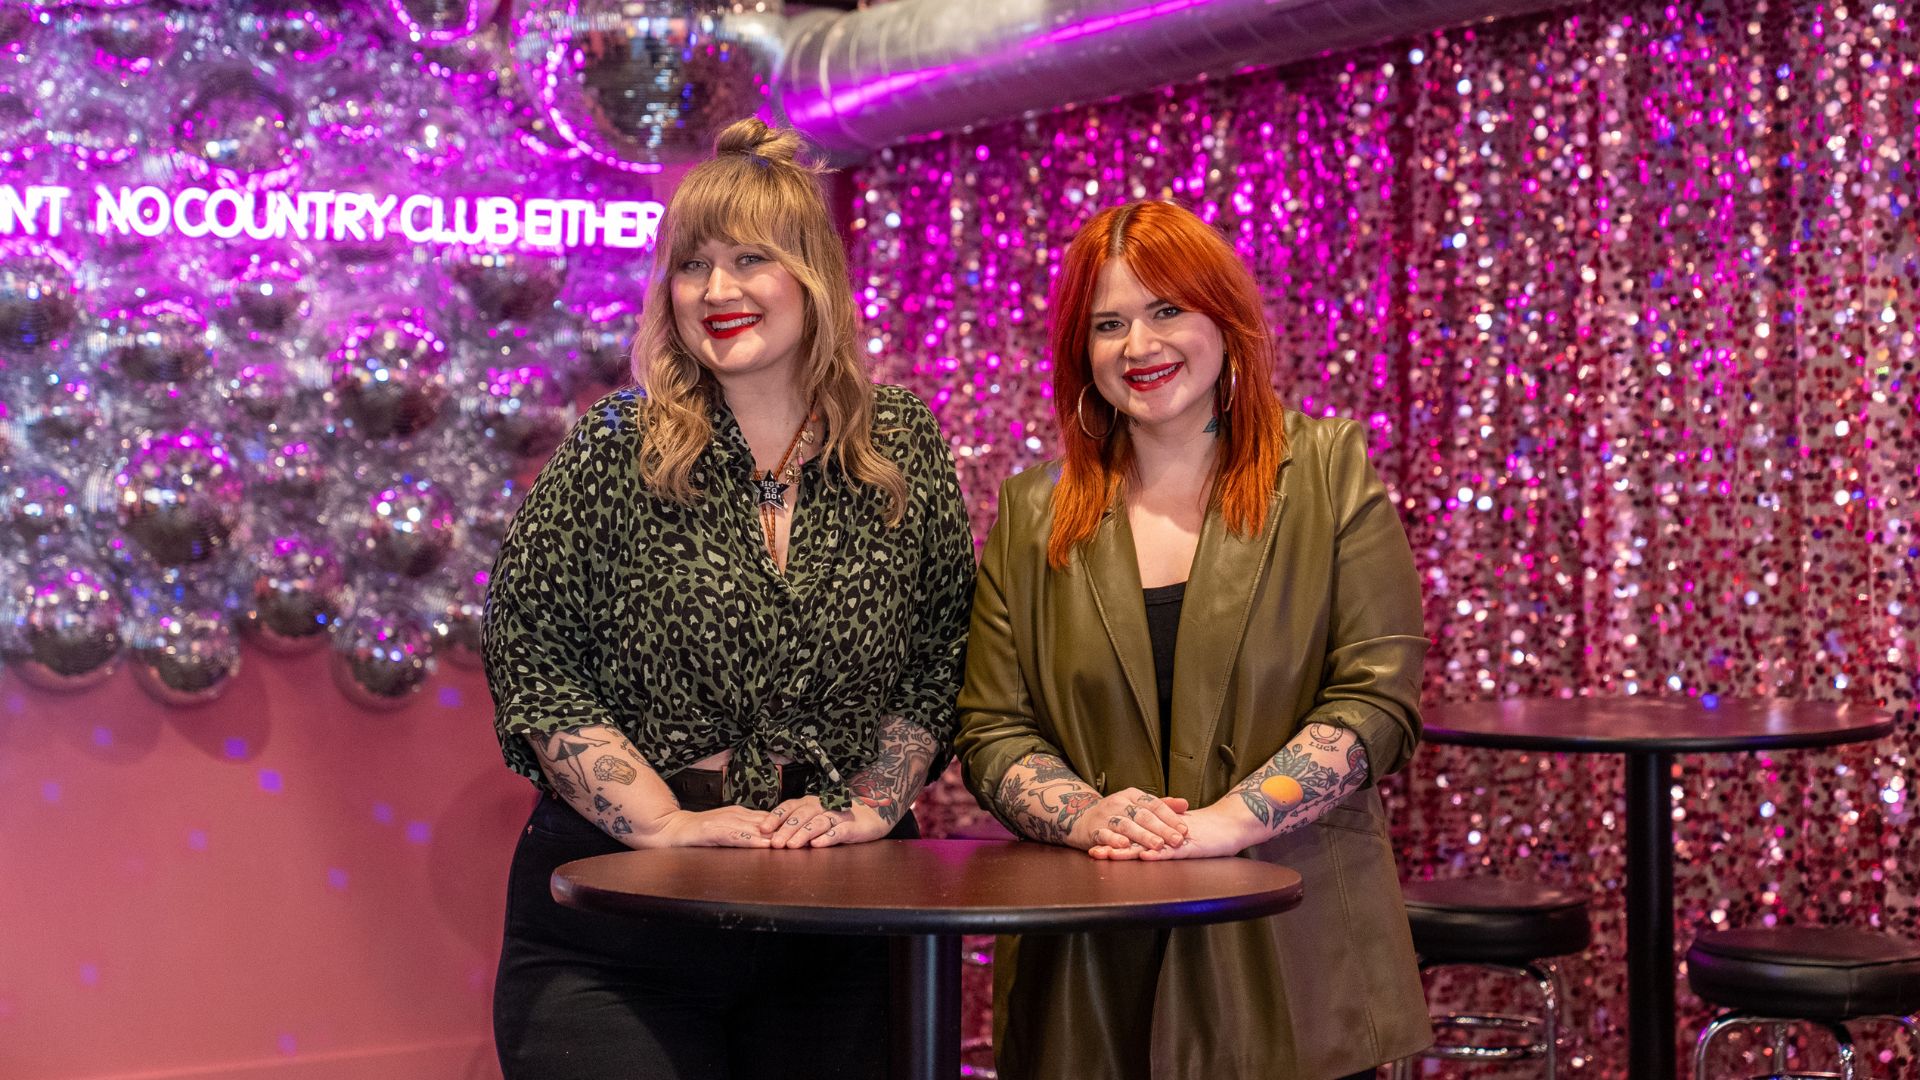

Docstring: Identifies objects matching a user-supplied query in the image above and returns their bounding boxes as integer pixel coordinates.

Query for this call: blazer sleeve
[482,402,628,787]
[1304,420,1428,783]
[953,480,1061,831]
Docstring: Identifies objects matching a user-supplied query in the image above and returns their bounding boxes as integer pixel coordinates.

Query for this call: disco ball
[351,477,456,577]
[96,298,213,385]
[469,352,571,460]
[113,428,244,566]
[173,66,307,188]
[398,105,470,174]
[218,356,293,423]
[0,8,36,54]
[382,0,502,46]
[415,21,509,86]
[465,476,523,548]
[252,437,328,510]
[1,558,122,692]
[451,250,565,322]
[238,1,343,63]
[51,97,152,170]
[79,6,180,77]
[329,603,436,710]
[331,317,450,441]
[17,373,105,458]
[214,247,311,337]
[429,563,488,669]
[515,0,783,172]
[0,467,85,544]
[0,86,45,165]
[127,606,241,706]
[0,243,81,353]
[572,305,639,388]
[241,532,343,655]
[307,72,395,150]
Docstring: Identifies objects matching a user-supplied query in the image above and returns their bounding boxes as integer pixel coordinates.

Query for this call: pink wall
[0,650,530,1080]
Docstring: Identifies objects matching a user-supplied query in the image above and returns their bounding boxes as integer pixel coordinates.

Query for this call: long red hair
[1047,200,1288,569]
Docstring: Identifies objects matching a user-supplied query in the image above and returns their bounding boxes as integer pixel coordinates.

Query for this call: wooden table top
[1423,697,1896,754]
[553,838,1305,936]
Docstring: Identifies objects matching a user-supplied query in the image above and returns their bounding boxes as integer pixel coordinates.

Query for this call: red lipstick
[702,312,762,339]
[1122,361,1183,391]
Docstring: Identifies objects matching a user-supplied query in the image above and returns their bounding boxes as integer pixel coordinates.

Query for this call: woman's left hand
[1088,800,1262,861]
[759,796,895,849]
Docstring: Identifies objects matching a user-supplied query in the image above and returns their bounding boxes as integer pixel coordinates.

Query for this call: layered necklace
[755,401,819,565]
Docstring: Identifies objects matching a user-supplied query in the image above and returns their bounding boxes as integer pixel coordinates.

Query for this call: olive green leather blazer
[955,412,1433,1080]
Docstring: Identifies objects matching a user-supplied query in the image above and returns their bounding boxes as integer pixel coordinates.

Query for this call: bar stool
[1389,878,1591,1079]
[1688,927,1920,1079]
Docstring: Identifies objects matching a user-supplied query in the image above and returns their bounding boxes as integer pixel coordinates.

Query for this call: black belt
[666,765,814,811]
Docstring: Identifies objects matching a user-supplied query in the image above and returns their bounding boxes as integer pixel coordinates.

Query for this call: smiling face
[1086,256,1225,439]
[669,238,807,389]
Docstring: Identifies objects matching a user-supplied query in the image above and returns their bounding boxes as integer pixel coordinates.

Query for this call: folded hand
[1087,800,1260,860]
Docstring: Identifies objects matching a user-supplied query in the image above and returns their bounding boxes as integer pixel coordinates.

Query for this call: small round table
[1423,697,1895,1080]
[553,838,1304,1080]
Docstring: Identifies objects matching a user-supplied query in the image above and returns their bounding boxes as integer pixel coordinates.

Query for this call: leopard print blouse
[483,386,975,811]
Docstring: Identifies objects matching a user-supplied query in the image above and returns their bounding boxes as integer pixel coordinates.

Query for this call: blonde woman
[484,119,974,1080]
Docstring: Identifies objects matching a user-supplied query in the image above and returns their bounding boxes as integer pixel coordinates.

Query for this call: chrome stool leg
[1694,1012,1749,1080]
[1522,959,1564,1078]
[1825,1021,1855,1080]
[1396,959,1565,1078]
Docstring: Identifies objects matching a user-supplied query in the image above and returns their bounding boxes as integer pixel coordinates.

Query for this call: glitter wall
[851,0,1919,1074]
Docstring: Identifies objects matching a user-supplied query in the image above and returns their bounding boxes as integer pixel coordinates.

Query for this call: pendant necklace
[757,402,819,564]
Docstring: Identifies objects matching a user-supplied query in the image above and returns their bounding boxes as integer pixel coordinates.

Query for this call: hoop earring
[1076,385,1114,440]
[1219,364,1238,414]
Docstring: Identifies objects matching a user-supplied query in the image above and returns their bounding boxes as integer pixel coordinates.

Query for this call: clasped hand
[628,797,893,850]
[1084,796,1264,861]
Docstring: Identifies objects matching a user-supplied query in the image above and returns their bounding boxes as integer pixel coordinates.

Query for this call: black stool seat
[1404,878,1592,965]
[1687,928,1920,1022]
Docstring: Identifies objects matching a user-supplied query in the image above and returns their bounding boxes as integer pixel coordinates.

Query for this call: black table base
[891,933,962,1080]
[1626,749,1676,1080]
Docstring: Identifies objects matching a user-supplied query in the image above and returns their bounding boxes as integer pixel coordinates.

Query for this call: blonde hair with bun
[633,118,907,524]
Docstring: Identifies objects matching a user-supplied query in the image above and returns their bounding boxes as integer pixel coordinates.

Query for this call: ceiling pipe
[774,0,1579,159]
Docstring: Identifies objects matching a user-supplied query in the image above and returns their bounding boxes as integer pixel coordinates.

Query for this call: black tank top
[1142,581,1186,772]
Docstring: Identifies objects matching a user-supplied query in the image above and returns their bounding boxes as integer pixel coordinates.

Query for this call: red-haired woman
[955,200,1431,1079]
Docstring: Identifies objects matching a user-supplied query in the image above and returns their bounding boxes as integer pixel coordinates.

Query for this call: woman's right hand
[637,806,776,849]
[1066,789,1189,852]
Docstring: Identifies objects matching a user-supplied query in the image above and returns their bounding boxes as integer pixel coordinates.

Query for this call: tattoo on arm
[848,716,939,826]
[528,726,673,845]
[1228,723,1368,838]
[533,730,610,793]
[995,751,1101,846]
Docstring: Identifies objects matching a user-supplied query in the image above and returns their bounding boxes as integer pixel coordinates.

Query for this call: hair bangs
[663,164,812,271]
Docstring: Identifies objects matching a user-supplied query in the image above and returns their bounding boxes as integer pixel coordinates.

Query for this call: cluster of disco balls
[0,1,779,709]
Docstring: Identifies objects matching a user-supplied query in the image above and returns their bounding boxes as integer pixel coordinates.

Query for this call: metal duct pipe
[776,0,1576,158]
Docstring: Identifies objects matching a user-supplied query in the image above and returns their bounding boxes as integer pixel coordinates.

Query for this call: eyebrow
[1090,298,1175,319]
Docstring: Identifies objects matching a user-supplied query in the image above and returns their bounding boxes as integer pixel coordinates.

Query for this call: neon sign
[0,183,664,252]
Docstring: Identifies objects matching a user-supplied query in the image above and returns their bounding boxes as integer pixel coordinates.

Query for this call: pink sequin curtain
[854,0,1918,1074]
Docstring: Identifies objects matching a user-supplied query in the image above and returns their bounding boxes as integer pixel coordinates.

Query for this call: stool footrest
[1427,1011,1549,1062]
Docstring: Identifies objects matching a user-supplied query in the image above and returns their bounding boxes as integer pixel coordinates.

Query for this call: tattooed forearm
[846,716,939,825]
[1227,723,1368,839]
[526,724,679,847]
[995,752,1101,846]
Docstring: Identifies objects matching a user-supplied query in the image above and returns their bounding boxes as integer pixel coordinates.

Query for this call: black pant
[494,792,919,1080]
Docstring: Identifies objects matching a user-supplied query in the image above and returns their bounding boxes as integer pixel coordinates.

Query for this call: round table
[553,837,1304,1080]
[1423,697,1895,1080]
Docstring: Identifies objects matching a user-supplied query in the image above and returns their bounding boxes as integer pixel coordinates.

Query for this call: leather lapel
[1173,471,1291,782]
[1082,508,1162,765]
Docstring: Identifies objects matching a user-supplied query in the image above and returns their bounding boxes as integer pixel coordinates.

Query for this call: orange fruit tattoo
[1259,775,1305,807]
